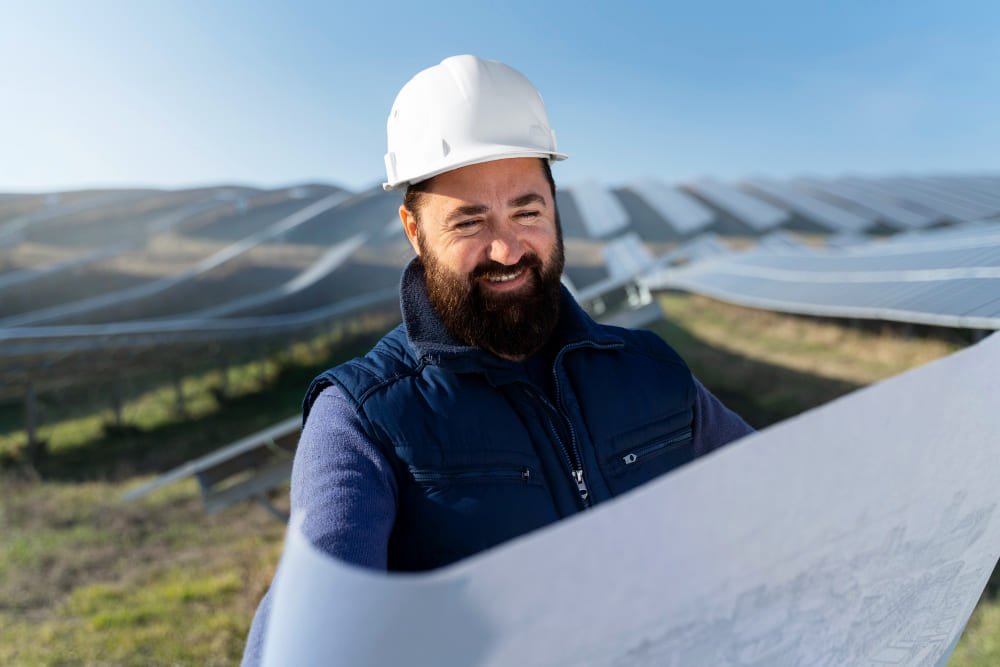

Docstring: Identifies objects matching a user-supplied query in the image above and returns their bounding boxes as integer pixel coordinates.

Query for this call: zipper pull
[623,453,638,465]
[522,467,531,482]
[572,469,589,500]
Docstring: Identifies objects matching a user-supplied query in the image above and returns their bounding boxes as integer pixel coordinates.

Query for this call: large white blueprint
[263,333,1000,667]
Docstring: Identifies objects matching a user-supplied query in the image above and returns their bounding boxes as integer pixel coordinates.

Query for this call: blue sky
[2,0,998,193]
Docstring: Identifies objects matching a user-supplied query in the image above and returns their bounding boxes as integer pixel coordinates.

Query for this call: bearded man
[242,55,751,665]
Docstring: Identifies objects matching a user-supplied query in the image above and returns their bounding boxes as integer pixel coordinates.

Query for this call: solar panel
[0,193,352,327]
[190,233,368,318]
[926,176,1000,212]
[754,231,807,252]
[824,232,868,249]
[602,232,655,281]
[854,178,983,223]
[0,191,147,246]
[742,178,874,233]
[555,189,595,241]
[626,179,714,235]
[644,225,1000,330]
[611,187,682,243]
[663,268,1000,329]
[685,178,788,231]
[956,176,1000,206]
[902,177,998,219]
[965,293,1000,318]
[793,177,932,229]
[565,180,630,238]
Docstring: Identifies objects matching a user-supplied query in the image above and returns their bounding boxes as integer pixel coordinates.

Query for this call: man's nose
[488,225,525,265]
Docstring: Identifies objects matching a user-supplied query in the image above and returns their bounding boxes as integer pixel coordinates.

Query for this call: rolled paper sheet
[264,332,1000,667]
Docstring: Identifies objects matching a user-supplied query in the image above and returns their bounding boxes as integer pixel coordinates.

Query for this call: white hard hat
[382,54,568,191]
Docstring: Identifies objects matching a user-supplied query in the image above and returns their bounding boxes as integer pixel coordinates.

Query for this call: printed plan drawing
[263,333,1000,667]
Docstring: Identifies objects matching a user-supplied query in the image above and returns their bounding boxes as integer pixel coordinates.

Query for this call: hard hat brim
[382,147,568,192]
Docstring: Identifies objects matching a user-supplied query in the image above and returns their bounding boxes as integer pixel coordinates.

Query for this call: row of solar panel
[560,174,1000,240]
[641,222,1000,330]
[2,174,997,334]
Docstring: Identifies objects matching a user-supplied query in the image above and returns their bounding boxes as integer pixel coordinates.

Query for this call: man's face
[399,158,565,359]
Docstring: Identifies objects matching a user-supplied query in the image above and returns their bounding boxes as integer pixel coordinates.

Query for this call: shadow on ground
[647,316,862,429]
[4,328,389,483]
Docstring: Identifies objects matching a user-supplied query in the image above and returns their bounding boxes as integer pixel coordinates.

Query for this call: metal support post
[110,378,124,429]
[217,355,230,400]
[172,367,188,417]
[24,383,44,462]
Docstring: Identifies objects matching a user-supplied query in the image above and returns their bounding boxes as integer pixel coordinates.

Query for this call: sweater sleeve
[241,385,398,666]
[690,375,754,457]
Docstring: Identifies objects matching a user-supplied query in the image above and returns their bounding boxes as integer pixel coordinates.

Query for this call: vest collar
[400,258,623,381]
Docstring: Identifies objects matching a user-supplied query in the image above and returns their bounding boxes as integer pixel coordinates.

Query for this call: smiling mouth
[485,269,525,283]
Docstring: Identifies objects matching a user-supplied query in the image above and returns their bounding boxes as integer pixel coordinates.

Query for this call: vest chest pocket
[600,412,695,495]
[409,465,538,486]
[396,462,555,568]
[606,426,693,476]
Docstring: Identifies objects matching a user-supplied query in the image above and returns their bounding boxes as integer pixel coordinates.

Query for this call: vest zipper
[552,341,619,506]
[521,384,591,508]
[621,427,693,465]
[520,340,621,508]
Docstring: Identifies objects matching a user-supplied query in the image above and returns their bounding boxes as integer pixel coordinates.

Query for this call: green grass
[1,315,395,665]
[0,293,995,665]
[952,598,1000,666]
[0,478,285,666]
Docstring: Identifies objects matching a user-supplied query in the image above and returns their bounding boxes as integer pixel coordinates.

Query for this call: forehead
[421,158,550,209]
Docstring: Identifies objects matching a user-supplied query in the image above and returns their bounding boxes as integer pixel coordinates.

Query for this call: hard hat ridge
[382,54,568,191]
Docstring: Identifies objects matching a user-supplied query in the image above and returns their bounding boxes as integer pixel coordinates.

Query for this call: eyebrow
[443,193,548,225]
[445,204,489,225]
[509,192,547,208]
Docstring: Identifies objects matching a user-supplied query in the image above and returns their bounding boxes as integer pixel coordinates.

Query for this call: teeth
[487,270,522,283]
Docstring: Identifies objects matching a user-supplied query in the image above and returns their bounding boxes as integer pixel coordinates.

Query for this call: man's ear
[399,205,420,256]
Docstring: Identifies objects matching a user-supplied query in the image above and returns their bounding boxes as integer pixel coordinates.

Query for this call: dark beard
[418,236,565,360]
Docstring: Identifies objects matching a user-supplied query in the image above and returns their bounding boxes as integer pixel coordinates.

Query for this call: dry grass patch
[657,292,962,385]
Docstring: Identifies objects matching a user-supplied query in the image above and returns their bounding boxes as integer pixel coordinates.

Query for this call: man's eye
[454,220,481,231]
[516,211,540,220]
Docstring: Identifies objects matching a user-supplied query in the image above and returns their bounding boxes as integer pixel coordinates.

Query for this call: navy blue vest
[303,261,695,571]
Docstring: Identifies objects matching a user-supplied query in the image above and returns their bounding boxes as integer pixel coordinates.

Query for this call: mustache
[469,253,543,280]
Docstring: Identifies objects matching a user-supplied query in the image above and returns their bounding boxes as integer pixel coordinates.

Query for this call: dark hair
[403,158,557,221]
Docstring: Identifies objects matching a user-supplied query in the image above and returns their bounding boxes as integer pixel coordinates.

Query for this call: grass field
[1,293,996,665]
